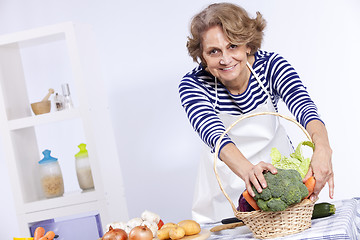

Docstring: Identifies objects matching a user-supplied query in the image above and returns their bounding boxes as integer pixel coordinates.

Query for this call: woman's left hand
[304,143,334,201]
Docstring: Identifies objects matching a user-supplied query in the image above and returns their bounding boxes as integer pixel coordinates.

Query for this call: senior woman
[179,3,334,222]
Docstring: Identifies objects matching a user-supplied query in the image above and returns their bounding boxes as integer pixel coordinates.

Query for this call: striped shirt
[179,50,322,152]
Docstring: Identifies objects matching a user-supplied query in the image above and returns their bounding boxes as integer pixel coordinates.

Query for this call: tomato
[157,219,164,230]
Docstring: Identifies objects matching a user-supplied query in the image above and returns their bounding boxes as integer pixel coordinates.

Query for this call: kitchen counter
[202,197,360,239]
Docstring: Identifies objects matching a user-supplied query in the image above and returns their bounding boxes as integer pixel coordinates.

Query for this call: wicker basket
[213,112,315,239]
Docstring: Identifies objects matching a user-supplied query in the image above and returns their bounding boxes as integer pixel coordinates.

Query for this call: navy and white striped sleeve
[268,54,323,127]
[179,77,233,153]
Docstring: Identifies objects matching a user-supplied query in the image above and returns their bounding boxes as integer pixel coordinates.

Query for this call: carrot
[243,190,260,210]
[34,227,45,240]
[39,231,55,240]
[305,176,316,199]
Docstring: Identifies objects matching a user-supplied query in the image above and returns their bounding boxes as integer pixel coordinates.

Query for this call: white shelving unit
[0,22,128,236]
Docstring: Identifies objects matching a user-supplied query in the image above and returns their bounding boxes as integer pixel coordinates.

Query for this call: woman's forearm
[305,119,334,200]
[219,143,277,197]
[306,120,331,149]
[219,143,252,180]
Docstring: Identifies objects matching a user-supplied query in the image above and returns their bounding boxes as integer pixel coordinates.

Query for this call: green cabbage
[271,141,314,179]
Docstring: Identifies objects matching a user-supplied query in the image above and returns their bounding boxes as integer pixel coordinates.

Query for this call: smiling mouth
[220,64,237,71]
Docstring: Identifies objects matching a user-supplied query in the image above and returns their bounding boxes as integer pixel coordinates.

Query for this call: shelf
[0,22,72,46]
[8,108,81,130]
[22,199,105,226]
[21,189,101,214]
[0,22,128,235]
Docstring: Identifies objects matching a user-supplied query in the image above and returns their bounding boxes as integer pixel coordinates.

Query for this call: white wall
[0,0,359,238]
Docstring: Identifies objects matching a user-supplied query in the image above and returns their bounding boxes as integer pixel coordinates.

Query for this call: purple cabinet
[29,214,103,239]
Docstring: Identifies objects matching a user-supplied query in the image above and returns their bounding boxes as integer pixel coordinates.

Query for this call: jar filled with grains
[38,149,64,198]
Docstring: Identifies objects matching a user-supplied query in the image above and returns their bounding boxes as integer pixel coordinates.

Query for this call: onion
[129,226,153,240]
[102,226,128,240]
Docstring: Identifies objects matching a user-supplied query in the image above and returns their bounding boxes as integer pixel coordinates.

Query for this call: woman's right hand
[220,143,277,197]
[243,161,277,197]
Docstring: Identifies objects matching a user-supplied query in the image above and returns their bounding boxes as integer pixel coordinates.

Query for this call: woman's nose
[220,52,231,65]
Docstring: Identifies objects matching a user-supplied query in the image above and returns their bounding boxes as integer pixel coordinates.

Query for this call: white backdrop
[0,0,359,238]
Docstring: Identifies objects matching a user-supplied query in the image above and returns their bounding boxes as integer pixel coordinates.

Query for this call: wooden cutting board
[153,229,211,240]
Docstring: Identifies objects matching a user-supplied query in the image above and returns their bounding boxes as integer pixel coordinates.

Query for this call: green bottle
[75,143,94,190]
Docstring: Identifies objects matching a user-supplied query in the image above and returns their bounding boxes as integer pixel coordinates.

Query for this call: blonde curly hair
[187,3,266,66]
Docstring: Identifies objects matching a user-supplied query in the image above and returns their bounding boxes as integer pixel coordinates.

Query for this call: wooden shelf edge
[20,189,103,214]
[0,22,75,46]
[21,200,106,225]
[7,108,81,130]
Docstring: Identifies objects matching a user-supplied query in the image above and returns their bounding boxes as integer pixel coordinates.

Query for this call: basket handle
[213,111,313,214]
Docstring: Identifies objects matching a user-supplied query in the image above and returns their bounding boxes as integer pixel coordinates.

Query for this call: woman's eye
[229,44,237,49]
[209,49,218,55]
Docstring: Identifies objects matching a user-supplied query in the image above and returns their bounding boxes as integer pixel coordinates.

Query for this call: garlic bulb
[141,210,160,223]
[127,217,144,229]
[105,222,127,232]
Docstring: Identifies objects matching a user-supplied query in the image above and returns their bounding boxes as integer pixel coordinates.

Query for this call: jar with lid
[75,143,94,190]
[38,150,64,198]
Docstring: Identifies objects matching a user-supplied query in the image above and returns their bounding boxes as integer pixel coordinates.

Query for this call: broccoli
[252,168,309,212]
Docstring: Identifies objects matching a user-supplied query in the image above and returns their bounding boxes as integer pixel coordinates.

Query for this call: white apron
[192,62,294,223]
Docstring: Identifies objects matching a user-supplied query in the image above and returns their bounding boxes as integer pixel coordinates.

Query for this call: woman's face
[201,25,251,86]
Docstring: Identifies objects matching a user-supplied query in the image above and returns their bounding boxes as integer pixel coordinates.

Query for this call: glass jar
[38,150,64,198]
[53,92,64,111]
[62,83,73,109]
[75,143,94,190]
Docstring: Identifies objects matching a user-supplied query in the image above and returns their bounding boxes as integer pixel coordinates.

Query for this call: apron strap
[214,77,219,109]
[213,62,274,110]
[246,62,272,101]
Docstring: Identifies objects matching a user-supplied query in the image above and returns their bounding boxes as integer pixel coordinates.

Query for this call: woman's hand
[304,142,334,201]
[305,120,334,201]
[243,161,278,197]
[219,143,277,197]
